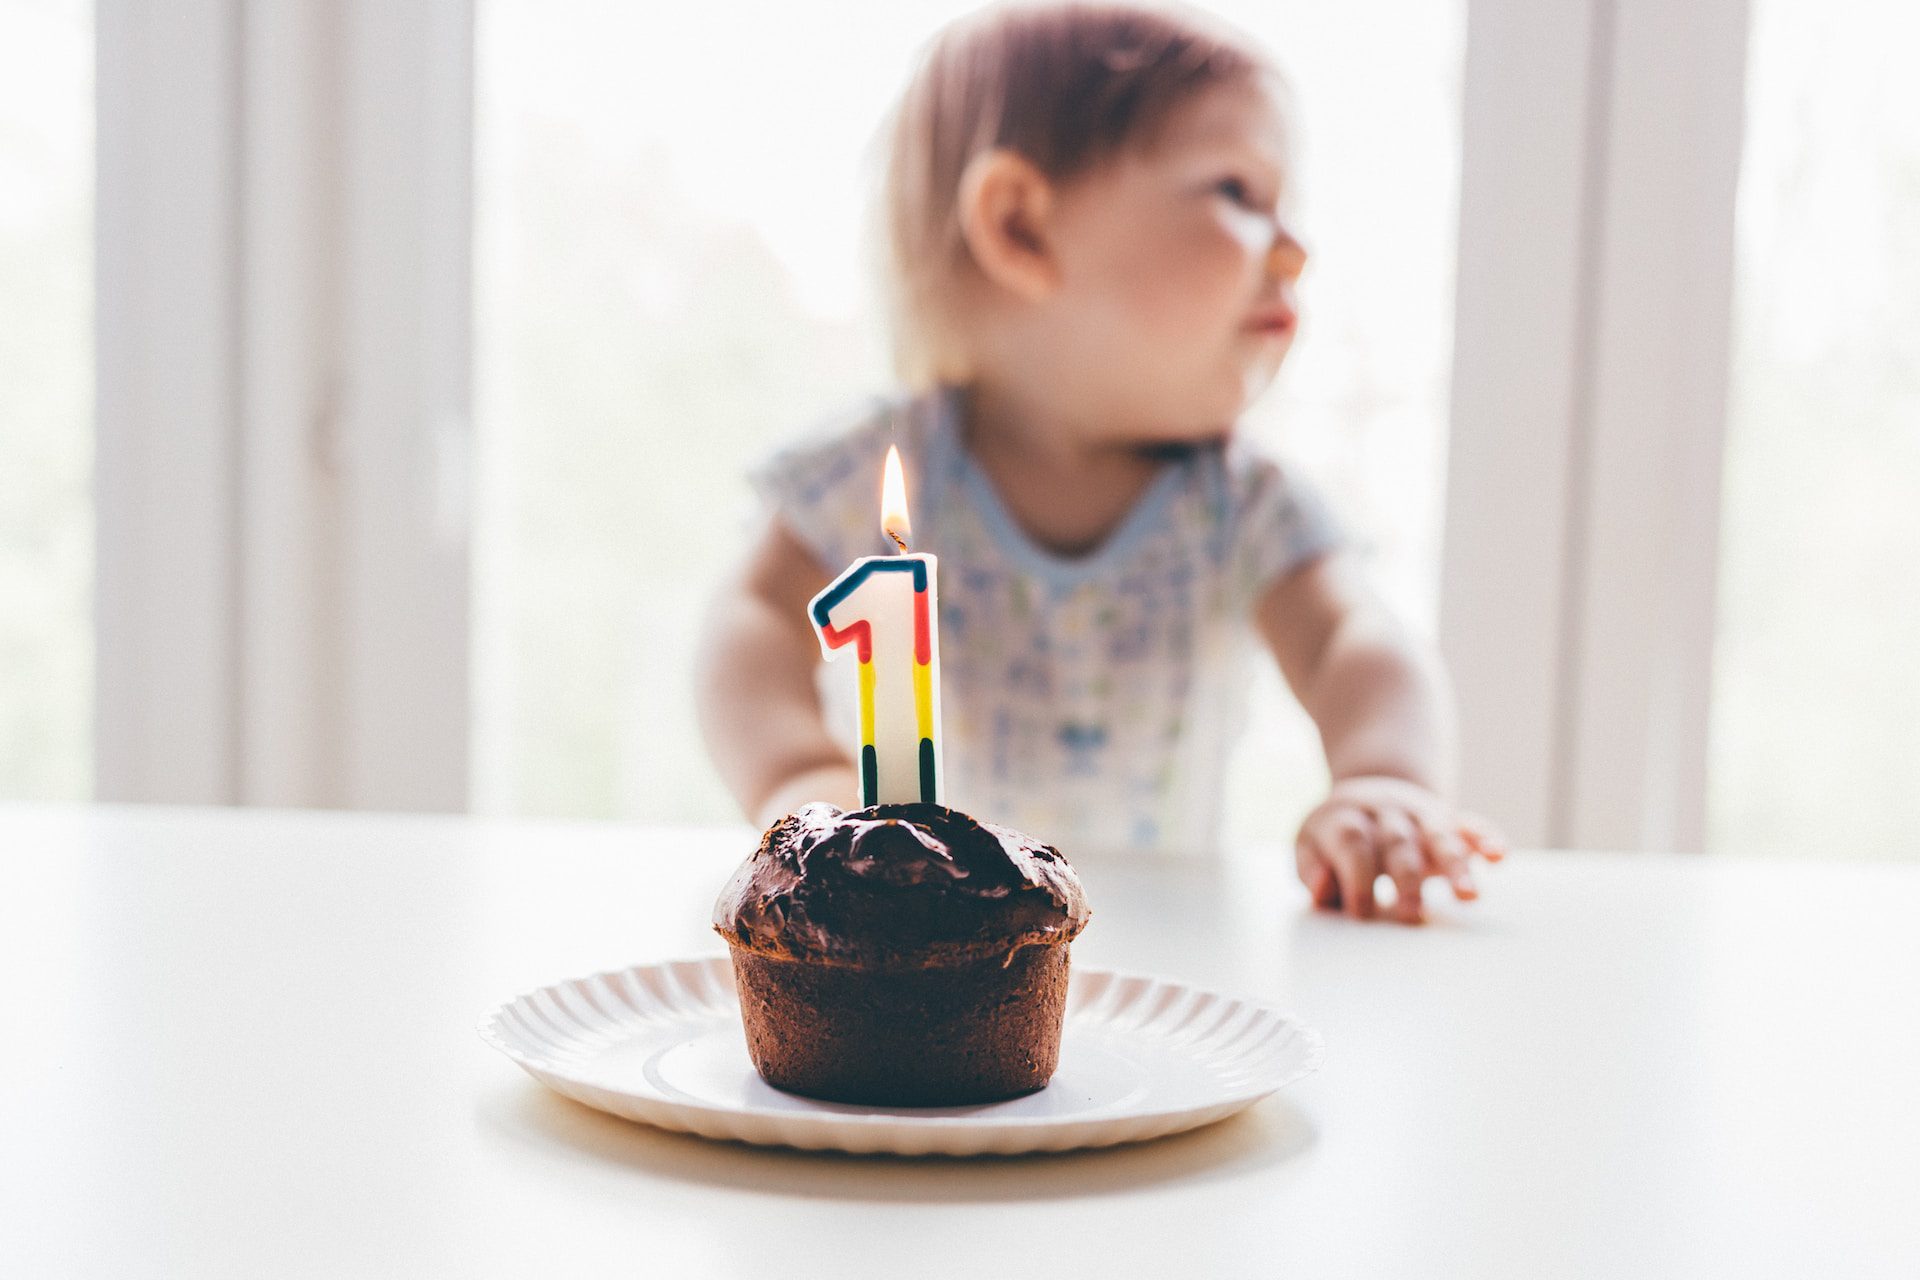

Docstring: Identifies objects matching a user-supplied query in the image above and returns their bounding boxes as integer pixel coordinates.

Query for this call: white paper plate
[479,955,1322,1156]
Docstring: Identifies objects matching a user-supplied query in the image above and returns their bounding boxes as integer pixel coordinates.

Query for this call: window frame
[1442,0,1750,852]
[94,0,474,810]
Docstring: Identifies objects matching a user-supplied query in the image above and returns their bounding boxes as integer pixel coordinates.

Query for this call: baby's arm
[1257,550,1508,922]
[696,517,860,826]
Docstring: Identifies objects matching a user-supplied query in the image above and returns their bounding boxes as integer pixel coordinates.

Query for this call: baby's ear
[956,149,1061,303]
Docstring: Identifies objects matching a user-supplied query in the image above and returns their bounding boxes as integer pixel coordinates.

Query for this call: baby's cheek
[1151,232,1256,327]
[1112,255,1234,341]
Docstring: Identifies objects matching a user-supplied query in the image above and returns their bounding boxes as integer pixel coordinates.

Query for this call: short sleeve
[747,397,917,570]
[1225,449,1345,612]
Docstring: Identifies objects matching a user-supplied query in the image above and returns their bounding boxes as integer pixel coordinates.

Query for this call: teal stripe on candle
[918,738,935,804]
[810,557,927,628]
[860,745,878,808]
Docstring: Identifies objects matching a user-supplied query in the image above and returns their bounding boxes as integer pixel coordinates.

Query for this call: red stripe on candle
[819,619,873,663]
[913,588,930,666]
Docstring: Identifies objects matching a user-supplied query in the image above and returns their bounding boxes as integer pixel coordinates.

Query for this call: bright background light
[1709,0,1920,858]
[0,0,91,804]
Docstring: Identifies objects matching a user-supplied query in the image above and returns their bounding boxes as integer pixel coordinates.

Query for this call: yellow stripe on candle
[858,658,876,745]
[913,655,933,740]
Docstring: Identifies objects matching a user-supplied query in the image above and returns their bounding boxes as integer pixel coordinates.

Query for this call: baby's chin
[1129,423,1236,459]
[1110,368,1273,452]
[1236,355,1287,411]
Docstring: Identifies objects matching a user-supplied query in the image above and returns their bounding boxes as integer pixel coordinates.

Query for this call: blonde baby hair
[880,2,1275,389]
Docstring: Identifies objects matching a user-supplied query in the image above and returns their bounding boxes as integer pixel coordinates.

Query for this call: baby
[697,1,1506,923]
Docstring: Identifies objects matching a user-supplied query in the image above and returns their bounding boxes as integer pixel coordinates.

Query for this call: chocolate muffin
[712,802,1091,1107]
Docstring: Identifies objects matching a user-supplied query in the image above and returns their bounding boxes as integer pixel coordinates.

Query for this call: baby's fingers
[1376,810,1426,924]
[1457,812,1509,862]
[1312,811,1379,919]
[1425,828,1479,901]
[1294,837,1341,909]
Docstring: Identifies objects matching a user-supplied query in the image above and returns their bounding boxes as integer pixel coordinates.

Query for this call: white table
[3,805,1916,1277]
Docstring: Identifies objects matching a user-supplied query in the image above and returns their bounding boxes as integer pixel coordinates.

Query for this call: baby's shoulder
[749,390,944,566]
[754,391,939,491]
[1208,437,1345,601]
[1201,438,1330,533]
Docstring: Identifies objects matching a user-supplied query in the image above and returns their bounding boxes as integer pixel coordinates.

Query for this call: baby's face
[1044,76,1305,442]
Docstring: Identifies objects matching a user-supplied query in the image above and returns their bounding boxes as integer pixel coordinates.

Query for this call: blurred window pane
[1710,3,1920,858]
[472,1,1462,835]
[0,0,92,802]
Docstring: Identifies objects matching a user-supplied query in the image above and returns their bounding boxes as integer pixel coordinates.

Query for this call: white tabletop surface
[2,804,1916,1278]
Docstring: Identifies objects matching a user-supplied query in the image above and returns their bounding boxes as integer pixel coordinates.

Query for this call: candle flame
[881,444,912,552]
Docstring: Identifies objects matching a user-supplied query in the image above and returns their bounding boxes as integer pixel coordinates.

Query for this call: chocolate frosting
[712,803,1091,969]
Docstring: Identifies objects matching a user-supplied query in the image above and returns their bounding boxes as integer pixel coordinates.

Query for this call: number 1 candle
[808,445,944,807]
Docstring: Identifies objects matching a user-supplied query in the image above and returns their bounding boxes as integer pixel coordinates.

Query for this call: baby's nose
[1267,229,1308,280]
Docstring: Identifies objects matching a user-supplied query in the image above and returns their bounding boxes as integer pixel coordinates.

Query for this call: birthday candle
[808,446,943,807]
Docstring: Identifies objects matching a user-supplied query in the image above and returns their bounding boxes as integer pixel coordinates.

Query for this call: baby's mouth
[1243,306,1297,336]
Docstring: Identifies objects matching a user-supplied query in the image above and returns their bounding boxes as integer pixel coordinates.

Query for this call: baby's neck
[960,380,1172,559]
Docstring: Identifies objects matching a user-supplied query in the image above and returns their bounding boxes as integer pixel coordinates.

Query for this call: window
[472,0,1465,837]
[1709,2,1920,859]
[0,0,92,802]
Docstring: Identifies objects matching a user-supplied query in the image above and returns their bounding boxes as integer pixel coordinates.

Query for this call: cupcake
[712,802,1091,1106]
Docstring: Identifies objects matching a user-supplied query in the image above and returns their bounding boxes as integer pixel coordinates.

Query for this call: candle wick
[886,528,910,554]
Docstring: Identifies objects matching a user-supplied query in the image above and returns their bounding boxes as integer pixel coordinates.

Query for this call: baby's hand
[1294,776,1508,924]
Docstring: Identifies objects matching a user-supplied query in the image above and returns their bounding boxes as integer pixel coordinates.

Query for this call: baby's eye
[1214,176,1255,207]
